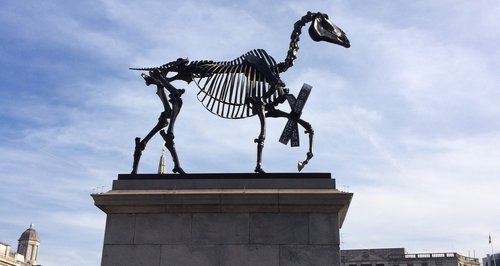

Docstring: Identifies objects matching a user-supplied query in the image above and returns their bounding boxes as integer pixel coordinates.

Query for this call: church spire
[158,144,166,174]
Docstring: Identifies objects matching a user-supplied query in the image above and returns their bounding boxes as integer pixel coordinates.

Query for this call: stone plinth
[92,173,353,266]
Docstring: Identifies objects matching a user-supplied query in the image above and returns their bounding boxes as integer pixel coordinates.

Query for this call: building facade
[483,253,500,266]
[341,248,479,266]
[0,225,40,266]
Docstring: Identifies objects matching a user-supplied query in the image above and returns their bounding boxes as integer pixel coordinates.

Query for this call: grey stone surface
[134,214,191,244]
[94,189,352,214]
[104,214,135,244]
[309,213,340,244]
[160,245,219,266]
[192,213,249,244]
[101,244,161,266]
[94,174,352,266]
[280,245,340,266]
[250,213,309,244]
[220,193,280,212]
[113,173,335,190]
[278,192,347,206]
[220,245,279,266]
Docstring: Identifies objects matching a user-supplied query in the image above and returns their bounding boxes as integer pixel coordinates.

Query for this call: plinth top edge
[98,188,350,195]
[118,172,332,180]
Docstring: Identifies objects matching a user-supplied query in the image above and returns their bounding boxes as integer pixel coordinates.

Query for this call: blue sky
[1,1,499,265]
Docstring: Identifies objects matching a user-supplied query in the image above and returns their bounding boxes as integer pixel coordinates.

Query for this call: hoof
[254,166,266,174]
[298,161,307,172]
[298,152,314,171]
[173,167,186,174]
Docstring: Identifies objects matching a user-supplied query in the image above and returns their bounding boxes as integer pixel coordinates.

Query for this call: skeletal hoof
[298,160,308,172]
[298,152,314,171]
[254,166,266,174]
[297,159,309,172]
[173,167,186,174]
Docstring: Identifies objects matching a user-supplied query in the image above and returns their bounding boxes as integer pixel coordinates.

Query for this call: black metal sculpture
[130,11,350,174]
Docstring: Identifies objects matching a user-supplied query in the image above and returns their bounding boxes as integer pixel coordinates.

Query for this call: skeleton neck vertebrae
[130,11,350,174]
[277,12,317,73]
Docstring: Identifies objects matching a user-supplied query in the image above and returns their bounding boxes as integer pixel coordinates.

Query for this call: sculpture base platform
[92,173,353,266]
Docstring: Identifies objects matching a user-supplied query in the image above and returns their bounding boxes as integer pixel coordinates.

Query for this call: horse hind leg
[159,90,186,174]
[160,129,185,174]
[132,111,169,174]
[145,70,186,174]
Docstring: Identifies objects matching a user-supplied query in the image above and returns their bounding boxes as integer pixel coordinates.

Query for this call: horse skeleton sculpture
[131,11,350,174]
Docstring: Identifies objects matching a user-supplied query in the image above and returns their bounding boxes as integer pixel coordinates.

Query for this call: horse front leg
[298,124,314,171]
[266,108,314,171]
[249,98,267,173]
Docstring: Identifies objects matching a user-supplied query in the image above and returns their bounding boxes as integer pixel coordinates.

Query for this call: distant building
[341,248,479,266]
[483,253,500,266]
[0,225,40,266]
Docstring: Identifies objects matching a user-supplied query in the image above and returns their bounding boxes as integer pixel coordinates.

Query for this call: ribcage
[192,49,280,119]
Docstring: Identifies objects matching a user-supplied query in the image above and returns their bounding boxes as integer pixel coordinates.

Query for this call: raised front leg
[266,108,314,171]
[298,126,314,171]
